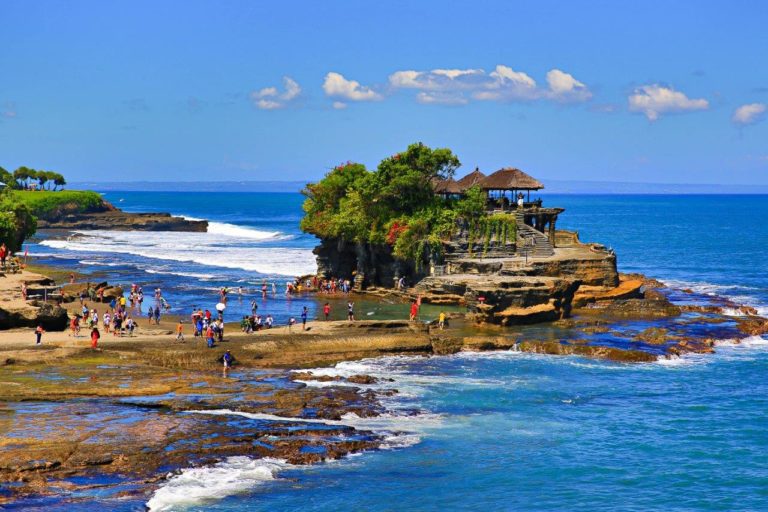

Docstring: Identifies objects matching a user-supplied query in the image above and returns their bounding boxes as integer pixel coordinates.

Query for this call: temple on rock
[433,166,565,261]
[312,161,625,326]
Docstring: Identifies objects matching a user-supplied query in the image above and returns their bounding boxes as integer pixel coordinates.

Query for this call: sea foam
[146,456,290,511]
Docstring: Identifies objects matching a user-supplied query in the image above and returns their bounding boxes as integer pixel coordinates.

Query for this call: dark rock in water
[517,340,658,362]
[38,211,207,232]
[633,327,673,345]
[736,317,768,336]
[347,375,378,385]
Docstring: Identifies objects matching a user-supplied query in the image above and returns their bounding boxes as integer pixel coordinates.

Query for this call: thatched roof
[456,168,486,190]
[431,177,463,194]
[479,167,544,191]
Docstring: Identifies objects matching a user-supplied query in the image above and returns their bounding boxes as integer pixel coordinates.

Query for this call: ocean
[25,193,768,511]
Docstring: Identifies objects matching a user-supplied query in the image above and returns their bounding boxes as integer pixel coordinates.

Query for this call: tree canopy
[300,142,492,265]
[5,166,66,191]
[0,188,37,252]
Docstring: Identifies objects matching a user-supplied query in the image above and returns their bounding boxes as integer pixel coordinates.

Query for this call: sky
[1,0,767,185]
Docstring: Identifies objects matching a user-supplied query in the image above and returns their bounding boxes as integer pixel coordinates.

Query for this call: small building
[479,167,544,208]
[431,177,463,198]
[455,167,486,190]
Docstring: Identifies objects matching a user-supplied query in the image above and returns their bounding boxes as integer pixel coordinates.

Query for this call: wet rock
[347,375,378,385]
[736,317,768,336]
[517,340,657,362]
[634,327,673,345]
[596,298,681,319]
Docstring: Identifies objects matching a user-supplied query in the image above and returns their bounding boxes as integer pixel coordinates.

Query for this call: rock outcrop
[415,274,581,325]
[37,211,207,232]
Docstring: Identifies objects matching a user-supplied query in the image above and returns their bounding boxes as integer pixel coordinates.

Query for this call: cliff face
[37,211,208,232]
[314,238,425,288]
[34,198,207,232]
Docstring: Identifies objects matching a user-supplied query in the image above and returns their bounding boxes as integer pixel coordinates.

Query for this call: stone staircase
[515,212,554,258]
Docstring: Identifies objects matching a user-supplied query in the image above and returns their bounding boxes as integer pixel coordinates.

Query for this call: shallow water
[20,193,768,510]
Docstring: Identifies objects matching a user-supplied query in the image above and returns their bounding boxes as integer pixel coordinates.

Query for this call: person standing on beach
[103,312,111,333]
[323,303,330,321]
[0,243,7,268]
[222,349,233,370]
[153,305,161,324]
[90,327,100,349]
[301,306,308,330]
[206,325,215,348]
[438,311,446,330]
[34,324,44,345]
[347,301,355,322]
[176,320,184,342]
[410,301,419,322]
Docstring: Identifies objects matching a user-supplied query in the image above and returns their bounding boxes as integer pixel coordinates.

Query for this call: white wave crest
[146,456,290,511]
[40,230,316,276]
[207,221,283,240]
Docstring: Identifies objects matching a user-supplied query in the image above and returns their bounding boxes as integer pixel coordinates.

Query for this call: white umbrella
[215,303,226,312]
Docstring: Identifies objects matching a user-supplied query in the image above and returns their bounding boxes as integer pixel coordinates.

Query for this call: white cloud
[732,103,767,126]
[250,76,301,110]
[628,84,709,121]
[332,101,347,110]
[545,69,593,102]
[323,72,382,101]
[388,68,485,91]
[416,92,469,105]
[387,65,590,105]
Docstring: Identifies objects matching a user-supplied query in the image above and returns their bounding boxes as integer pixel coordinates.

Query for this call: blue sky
[1,0,767,184]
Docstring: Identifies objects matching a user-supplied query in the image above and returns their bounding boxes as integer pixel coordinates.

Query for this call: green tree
[0,166,14,189]
[52,173,66,191]
[0,189,37,252]
[13,167,30,189]
[37,170,49,190]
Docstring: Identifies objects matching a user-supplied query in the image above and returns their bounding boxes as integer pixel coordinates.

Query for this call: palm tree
[13,167,30,189]
[53,174,66,191]
[37,170,48,191]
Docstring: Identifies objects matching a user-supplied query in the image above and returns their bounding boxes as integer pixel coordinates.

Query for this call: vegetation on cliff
[300,142,516,266]
[10,190,106,217]
[0,189,37,252]
[0,165,66,191]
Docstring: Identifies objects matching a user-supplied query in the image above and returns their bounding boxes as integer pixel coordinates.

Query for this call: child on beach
[153,306,161,324]
[347,301,355,322]
[288,317,296,332]
[147,308,153,325]
[323,303,330,321]
[438,311,446,330]
[222,350,233,370]
[126,317,135,336]
[103,312,111,333]
[301,306,308,330]
[176,321,184,341]
[206,325,215,348]
[91,327,100,349]
[34,325,44,345]
[410,301,419,322]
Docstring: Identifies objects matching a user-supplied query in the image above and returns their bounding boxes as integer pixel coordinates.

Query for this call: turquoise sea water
[22,193,768,511]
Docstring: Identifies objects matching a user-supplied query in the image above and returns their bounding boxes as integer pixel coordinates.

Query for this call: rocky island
[302,143,768,359]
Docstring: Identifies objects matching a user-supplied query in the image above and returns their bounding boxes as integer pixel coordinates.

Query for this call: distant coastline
[69,179,768,195]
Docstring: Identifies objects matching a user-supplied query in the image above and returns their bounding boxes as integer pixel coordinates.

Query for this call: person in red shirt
[410,301,419,321]
[91,327,100,349]
[323,303,331,320]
